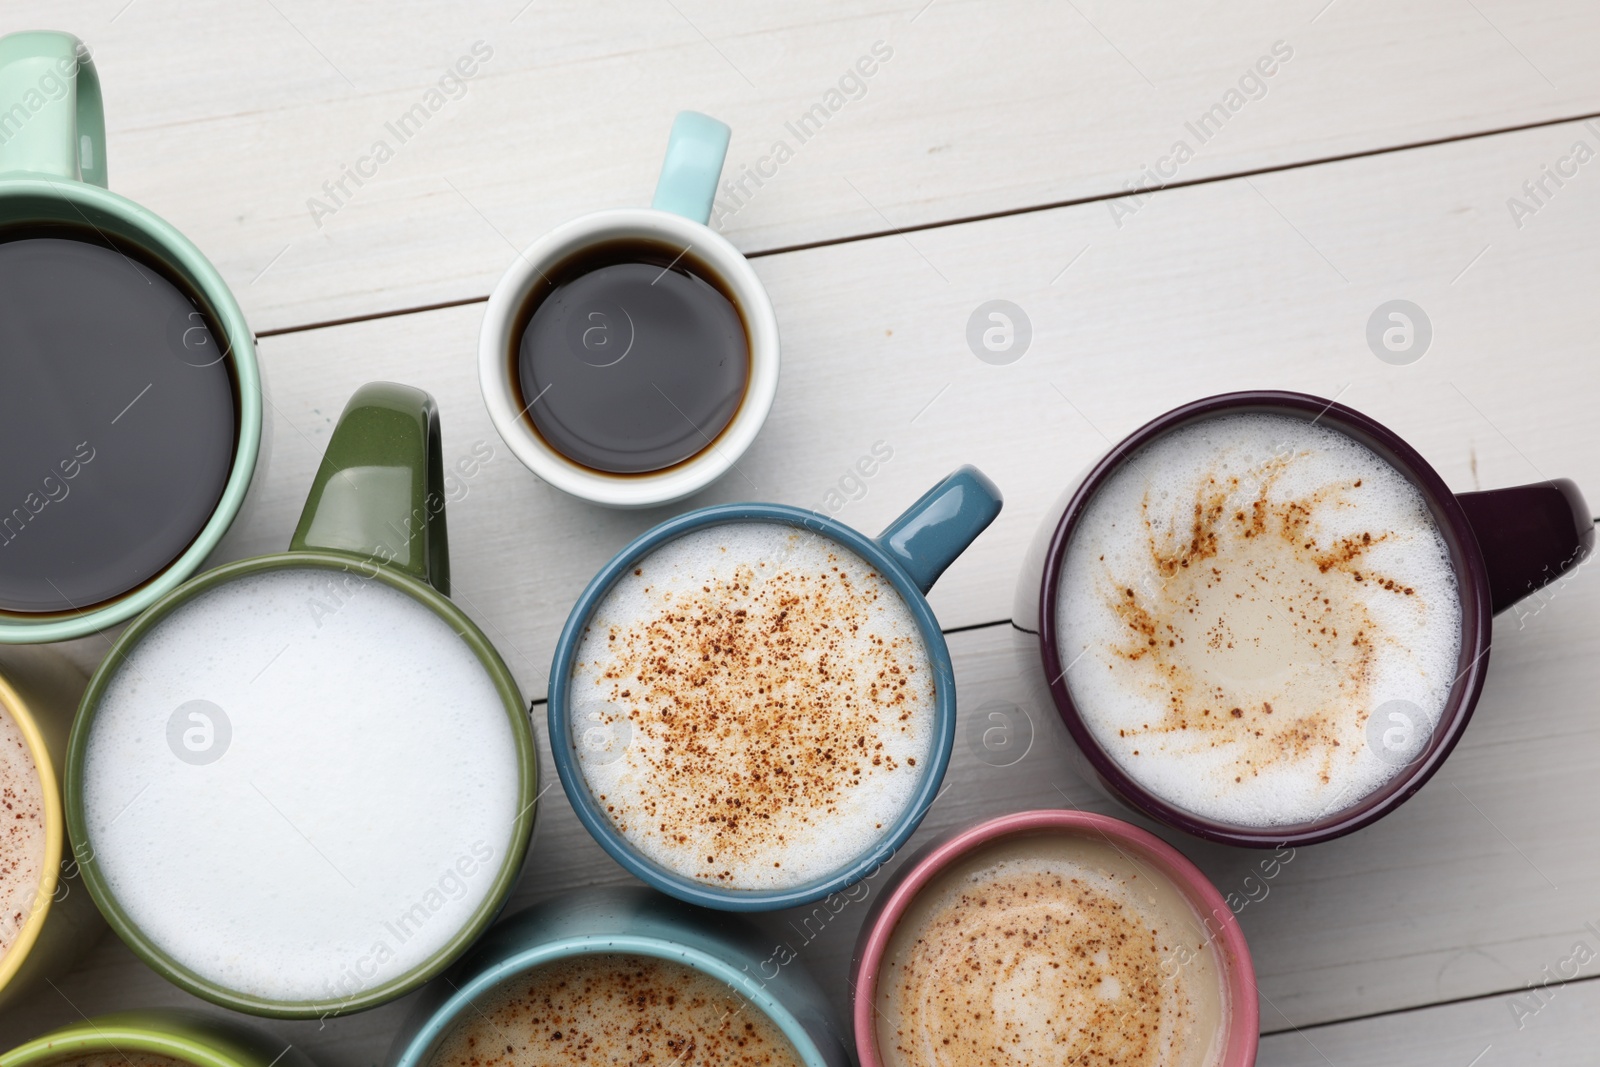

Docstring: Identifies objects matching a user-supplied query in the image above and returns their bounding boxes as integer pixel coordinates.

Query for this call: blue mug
[548,467,1003,911]
[386,886,850,1067]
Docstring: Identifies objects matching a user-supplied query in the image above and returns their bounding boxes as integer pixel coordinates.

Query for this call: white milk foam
[572,522,936,890]
[1056,414,1462,827]
[83,566,520,1003]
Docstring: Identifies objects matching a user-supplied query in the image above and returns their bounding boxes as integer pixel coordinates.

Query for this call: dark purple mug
[1013,390,1592,848]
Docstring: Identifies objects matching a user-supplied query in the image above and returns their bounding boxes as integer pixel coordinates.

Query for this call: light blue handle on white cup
[878,465,1005,594]
[650,110,731,224]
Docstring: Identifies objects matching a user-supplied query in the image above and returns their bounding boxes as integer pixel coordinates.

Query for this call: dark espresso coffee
[0,227,236,613]
[513,239,749,474]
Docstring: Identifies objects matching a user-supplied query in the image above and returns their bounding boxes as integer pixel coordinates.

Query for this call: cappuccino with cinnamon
[0,701,45,964]
[875,831,1227,1067]
[571,522,936,890]
[1056,414,1462,826]
[429,952,804,1067]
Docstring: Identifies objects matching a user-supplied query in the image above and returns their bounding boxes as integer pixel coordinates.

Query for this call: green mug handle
[650,110,730,224]
[0,31,107,185]
[289,382,451,595]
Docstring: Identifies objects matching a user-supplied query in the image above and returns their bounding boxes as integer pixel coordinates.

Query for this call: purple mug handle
[1457,479,1593,616]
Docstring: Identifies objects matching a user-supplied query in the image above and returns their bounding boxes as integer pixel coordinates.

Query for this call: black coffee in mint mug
[0,225,236,612]
[512,237,749,474]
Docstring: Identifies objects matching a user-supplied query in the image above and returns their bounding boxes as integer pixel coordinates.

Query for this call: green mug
[0,31,263,642]
[62,383,537,1018]
[0,1009,317,1067]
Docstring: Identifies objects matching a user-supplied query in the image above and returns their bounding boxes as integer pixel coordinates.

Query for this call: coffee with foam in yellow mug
[0,647,103,1008]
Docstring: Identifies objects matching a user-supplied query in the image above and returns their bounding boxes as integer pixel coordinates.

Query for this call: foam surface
[83,566,521,1003]
[877,832,1226,1067]
[1056,414,1462,827]
[430,952,803,1067]
[573,522,936,889]
[0,701,44,962]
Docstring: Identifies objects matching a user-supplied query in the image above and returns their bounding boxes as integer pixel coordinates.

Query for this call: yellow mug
[0,648,103,1007]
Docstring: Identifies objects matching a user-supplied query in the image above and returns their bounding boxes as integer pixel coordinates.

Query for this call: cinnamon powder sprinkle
[0,703,44,962]
[574,530,934,887]
[428,953,803,1067]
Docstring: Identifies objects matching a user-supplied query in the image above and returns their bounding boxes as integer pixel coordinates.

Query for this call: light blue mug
[387,887,850,1067]
[549,467,1003,911]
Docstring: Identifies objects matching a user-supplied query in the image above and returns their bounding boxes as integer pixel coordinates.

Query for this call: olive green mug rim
[0,177,262,643]
[0,1014,257,1067]
[61,550,538,1018]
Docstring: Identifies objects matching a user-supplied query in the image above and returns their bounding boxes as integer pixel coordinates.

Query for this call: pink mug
[850,809,1260,1067]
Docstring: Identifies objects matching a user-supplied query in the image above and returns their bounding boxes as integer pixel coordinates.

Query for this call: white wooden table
[8,2,1600,1063]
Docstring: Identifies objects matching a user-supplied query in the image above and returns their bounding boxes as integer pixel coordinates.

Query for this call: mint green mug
[62,383,536,1018]
[0,31,263,643]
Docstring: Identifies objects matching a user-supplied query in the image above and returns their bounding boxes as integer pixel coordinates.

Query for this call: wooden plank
[36,0,1600,329]
[13,588,1600,1059]
[1259,980,1600,1065]
[46,112,1598,695]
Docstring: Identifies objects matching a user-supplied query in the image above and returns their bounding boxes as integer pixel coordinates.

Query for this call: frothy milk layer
[877,832,1226,1067]
[83,566,521,1002]
[0,701,44,962]
[572,523,935,890]
[429,952,804,1067]
[1057,414,1462,827]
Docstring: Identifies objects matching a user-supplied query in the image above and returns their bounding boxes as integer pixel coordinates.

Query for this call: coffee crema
[572,523,935,890]
[1056,414,1462,827]
[82,566,520,1002]
[514,238,749,475]
[0,228,236,614]
[429,952,803,1067]
[876,832,1226,1067]
[0,701,44,961]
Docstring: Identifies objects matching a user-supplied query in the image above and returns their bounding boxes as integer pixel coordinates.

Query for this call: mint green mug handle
[0,31,106,185]
[289,382,451,595]
[650,110,730,224]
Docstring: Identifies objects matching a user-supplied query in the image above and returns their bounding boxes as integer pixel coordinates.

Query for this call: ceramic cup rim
[391,933,830,1067]
[0,178,262,642]
[478,207,779,508]
[1035,390,1493,847]
[62,551,539,1018]
[850,809,1260,1067]
[548,503,957,911]
[0,1013,262,1067]
[0,671,63,992]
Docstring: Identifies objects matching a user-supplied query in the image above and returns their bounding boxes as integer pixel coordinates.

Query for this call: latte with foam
[876,832,1226,1067]
[429,952,804,1067]
[0,701,45,962]
[1056,413,1462,827]
[571,522,935,890]
[81,566,521,1003]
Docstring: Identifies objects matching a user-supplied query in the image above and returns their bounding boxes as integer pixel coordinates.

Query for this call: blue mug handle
[650,110,730,224]
[877,466,1004,594]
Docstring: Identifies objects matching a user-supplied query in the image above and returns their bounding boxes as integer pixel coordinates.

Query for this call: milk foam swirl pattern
[1056,414,1462,827]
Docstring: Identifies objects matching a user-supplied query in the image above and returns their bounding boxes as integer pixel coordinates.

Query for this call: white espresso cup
[479,111,779,508]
